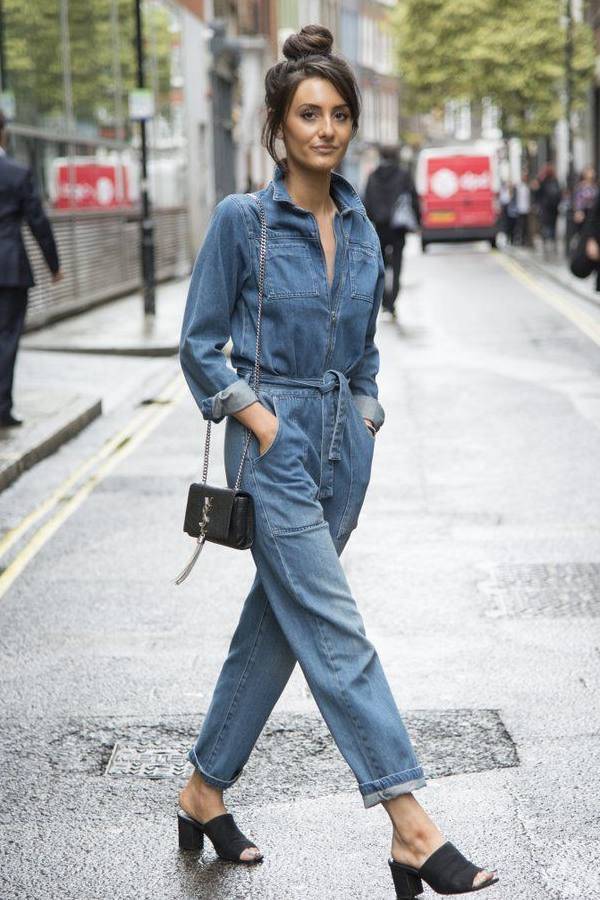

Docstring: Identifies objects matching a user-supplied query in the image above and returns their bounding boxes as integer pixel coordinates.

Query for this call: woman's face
[277,76,353,175]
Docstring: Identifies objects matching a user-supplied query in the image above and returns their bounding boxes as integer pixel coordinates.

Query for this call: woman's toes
[240,846,263,862]
[473,868,497,888]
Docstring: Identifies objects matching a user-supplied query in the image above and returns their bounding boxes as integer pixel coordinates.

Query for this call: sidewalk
[22,277,189,356]
[502,241,600,309]
[1,280,189,492]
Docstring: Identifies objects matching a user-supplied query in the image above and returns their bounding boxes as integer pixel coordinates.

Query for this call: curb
[0,396,102,492]
[20,343,179,357]
[502,246,600,310]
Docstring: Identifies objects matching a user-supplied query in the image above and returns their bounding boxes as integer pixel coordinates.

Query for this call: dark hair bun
[282,24,334,61]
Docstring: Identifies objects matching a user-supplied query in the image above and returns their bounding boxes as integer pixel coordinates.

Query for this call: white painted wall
[180,9,214,252]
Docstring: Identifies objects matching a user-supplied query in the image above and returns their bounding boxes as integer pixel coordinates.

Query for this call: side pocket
[253,395,283,463]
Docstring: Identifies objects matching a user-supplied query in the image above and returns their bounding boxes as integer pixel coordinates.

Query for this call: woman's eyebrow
[298,102,350,110]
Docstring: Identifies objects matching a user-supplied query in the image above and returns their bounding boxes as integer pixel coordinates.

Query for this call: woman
[177,24,499,897]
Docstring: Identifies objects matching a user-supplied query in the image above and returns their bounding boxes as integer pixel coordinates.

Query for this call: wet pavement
[1,238,599,899]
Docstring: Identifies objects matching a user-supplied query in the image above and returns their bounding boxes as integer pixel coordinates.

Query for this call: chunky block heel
[178,810,204,851]
[389,859,424,898]
[177,808,263,863]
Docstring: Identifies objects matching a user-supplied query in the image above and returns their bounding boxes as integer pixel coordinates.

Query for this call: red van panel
[418,150,499,245]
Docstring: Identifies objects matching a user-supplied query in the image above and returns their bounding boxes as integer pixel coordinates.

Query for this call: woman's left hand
[363,418,376,437]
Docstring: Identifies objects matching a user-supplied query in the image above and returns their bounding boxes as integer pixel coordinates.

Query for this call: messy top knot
[282,24,334,61]
[262,24,361,174]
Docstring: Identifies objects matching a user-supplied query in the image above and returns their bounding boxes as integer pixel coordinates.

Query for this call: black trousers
[375,224,406,312]
[0,287,28,418]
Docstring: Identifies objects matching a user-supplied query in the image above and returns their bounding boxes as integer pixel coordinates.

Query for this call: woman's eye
[301,111,348,121]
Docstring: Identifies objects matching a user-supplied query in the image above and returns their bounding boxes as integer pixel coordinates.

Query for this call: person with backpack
[362,144,421,320]
[532,164,562,257]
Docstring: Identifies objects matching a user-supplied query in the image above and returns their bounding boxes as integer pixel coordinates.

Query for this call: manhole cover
[104,709,518,801]
[479,563,600,617]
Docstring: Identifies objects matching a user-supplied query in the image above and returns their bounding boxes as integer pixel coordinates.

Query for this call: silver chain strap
[201,193,267,490]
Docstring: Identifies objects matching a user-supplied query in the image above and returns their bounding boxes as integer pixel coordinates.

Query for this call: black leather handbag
[174,193,267,584]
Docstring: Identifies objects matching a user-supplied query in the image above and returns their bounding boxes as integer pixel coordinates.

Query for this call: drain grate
[105,742,191,778]
[479,563,600,618]
[104,709,518,799]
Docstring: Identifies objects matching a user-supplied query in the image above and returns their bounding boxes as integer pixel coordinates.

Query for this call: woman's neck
[282,164,337,216]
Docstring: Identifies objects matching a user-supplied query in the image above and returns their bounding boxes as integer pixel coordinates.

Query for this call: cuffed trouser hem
[187,747,244,790]
[359,766,427,809]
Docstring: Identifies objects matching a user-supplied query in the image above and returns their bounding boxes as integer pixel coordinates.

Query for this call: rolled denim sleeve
[179,196,258,423]
[348,249,386,431]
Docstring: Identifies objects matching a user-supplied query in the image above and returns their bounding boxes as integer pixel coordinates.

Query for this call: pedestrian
[533,163,562,257]
[176,23,499,897]
[504,181,519,245]
[0,109,62,427]
[362,143,421,321]
[569,185,600,290]
[498,179,512,236]
[572,165,598,235]
[514,174,531,247]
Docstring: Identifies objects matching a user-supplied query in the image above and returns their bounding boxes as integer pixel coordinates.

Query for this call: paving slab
[22,278,190,356]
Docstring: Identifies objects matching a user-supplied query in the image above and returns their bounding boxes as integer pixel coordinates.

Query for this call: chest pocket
[348,244,379,303]
[264,240,320,300]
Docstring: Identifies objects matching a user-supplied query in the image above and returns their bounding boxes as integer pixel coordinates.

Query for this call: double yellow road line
[0,373,186,600]
[494,252,600,348]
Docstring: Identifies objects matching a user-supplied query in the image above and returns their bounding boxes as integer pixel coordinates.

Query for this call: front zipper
[310,211,349,369]
[309,209,336,308]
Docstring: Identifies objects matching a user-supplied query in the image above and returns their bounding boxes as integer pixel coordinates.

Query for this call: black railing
[23,205,190,330]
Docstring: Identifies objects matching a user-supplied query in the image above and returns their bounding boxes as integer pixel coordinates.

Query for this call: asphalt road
[1,239,599,899]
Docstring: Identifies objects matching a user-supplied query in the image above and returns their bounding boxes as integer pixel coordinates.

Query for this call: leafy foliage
[390,0,596,140]
[3,0,173,135]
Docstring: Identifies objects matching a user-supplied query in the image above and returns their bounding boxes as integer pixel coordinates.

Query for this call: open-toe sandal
[389,840,499,897]
[177,809,263,864]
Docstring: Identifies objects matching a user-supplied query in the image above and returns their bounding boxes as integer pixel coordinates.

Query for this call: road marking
[494,252,600,348]
[0,375,186,599]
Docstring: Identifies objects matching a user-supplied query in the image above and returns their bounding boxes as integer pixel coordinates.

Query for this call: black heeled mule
[389,841,499,897]
[177,809,263,864]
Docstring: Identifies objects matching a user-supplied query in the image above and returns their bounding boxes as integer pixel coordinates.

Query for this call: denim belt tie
[238,367,351,499]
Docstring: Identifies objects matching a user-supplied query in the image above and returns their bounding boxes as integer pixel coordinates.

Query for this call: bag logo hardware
[198,496,213,537]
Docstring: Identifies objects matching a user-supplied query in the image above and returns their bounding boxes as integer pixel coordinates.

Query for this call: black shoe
[177,808,263,864]
[0,412,23,427]
[389,841,499,896]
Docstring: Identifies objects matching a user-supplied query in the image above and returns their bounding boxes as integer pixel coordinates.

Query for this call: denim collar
[271,161,366,219]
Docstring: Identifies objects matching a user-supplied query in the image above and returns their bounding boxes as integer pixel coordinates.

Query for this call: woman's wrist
[363,418,376,436]
[234,400,277,440]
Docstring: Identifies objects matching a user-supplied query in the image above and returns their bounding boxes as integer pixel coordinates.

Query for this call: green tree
[391,0,596,141]
[3,0,173,135]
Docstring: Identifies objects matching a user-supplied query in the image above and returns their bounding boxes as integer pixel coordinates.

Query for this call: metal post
[0,0,6,91]
[564,0,576,256]
[134,0,156,316]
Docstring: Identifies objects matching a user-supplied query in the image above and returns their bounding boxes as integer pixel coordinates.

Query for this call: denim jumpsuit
[179,162,427,808]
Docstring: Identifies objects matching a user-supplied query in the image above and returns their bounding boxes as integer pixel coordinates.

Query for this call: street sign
[128,89,155,121]
[0,91,16,121]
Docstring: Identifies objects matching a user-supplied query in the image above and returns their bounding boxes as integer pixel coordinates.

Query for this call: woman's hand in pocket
[233,400,279,455]
[257,414,279,455]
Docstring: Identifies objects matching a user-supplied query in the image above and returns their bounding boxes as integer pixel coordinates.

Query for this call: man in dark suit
[363,144,421,320]
[0,109,62,427]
